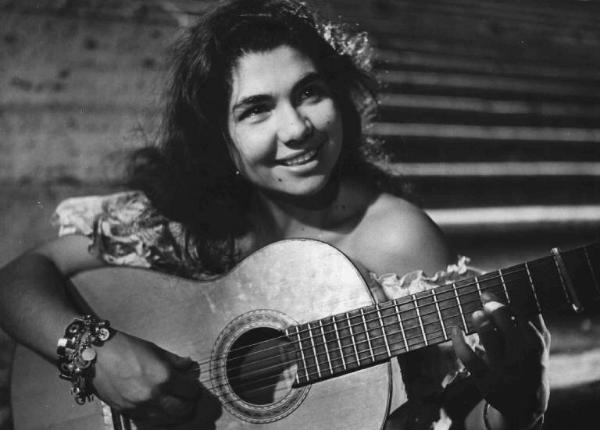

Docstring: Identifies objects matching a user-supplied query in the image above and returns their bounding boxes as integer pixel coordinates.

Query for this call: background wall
[2,0,600,428]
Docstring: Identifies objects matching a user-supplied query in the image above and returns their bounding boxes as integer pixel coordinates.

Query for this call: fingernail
[483,301,503,312]
[472,310,485,319]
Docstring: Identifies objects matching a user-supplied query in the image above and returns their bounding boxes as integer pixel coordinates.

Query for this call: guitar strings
[191,268,556,391]
[187,263,550,371]
[201,280,547,402]
[204,275,555,401]
[189,264,551,378]
[186,264,521,367]
[198,273,552,395]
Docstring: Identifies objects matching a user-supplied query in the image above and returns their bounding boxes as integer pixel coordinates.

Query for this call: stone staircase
[2,1,600,428]
[319,0,600,273]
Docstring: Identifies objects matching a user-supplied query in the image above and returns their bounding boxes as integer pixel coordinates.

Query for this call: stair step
[378,71,600,100]
[337,0,600,30]
[377,101,600,128]
[372,123,600,144]
[428,205,600,232]
[375,49,600,83]
[381,161,600,177]
[378,38,599,70]
[378,136,600,163]
[379,175,600,208]
[379,95,600,117]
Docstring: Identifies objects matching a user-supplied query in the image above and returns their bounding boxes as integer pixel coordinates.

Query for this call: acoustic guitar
[10,239,600,429]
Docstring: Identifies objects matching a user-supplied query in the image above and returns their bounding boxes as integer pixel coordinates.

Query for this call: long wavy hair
[128,0,383,274]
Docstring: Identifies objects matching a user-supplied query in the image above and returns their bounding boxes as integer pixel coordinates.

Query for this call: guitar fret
[452,283,468,331]
[551,249,575,307]
[412,294,428,345]
[431,289,447,340]
[346,312,361,365]
[318,320,334,375]
[331,316,347,371]
[394,302,409,351]
[552,248,584,312]
[360,309,375,362]
[286,326,308,384]
[307,323,322,379]
[499,269,511,304]
[525,262,541,313]
[475,277,482,298]
[584,247,600,294]
[376,304,392,357]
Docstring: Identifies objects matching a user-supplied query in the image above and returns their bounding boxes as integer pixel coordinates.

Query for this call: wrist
[56,315,115,404]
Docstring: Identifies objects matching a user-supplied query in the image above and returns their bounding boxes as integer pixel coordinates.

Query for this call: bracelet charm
[56,315,113,405]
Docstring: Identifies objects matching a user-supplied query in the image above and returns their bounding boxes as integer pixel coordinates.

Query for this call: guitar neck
[288,243,600,386]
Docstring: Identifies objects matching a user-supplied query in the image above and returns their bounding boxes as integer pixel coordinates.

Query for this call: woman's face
[226,45,343,199]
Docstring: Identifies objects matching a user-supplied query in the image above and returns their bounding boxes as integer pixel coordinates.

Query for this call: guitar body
[11,240,392,430]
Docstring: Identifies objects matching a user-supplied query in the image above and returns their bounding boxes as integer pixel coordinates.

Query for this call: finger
[162,369,203,400]
[480,291,502,304]
[162,350,195,371]
[472,310,504,367]
[529,314,551,347]
[520,321,549,359]
[158,395,197,419]
[451,326,488,379]
[482,301,522,343]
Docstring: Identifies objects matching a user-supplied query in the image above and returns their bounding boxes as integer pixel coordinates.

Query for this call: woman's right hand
[93,331,203,427]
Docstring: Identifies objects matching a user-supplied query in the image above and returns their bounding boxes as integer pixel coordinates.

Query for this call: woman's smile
[277,140,324,167]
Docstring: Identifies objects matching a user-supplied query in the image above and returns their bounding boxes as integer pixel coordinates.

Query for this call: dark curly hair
[128,0,382,274]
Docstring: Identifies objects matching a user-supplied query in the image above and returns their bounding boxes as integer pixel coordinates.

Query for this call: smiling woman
[227,46,343,200]
[0,1,550,429]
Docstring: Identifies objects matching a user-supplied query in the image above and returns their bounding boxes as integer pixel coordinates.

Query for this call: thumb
[451,326,487,379]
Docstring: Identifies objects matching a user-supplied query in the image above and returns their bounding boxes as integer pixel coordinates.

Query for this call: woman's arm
[0,235,203,426]
[0,235,103,359]
[357,195,549,430]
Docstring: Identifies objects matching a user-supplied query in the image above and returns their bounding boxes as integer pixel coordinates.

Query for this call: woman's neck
[249,177,374,242]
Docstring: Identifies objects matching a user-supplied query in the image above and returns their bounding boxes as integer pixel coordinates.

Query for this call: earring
[235,169,240,176]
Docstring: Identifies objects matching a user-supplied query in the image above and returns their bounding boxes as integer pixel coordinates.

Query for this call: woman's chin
[260,175,339,208]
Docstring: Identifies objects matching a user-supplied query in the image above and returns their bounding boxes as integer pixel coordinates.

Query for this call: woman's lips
[280,147,319,166]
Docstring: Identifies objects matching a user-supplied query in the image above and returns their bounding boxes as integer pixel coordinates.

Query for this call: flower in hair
[317,21,373,72]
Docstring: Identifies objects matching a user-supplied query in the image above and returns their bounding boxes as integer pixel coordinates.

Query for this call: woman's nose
[277,105,313,145]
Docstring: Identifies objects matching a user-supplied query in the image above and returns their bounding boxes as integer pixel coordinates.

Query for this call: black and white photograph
[1,0,600,429]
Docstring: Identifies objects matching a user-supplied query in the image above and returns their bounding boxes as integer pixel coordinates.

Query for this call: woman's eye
[240,104,270,121]
[299,84,327,102]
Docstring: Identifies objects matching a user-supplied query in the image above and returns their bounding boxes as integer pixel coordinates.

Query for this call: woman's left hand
[451,293,551,430]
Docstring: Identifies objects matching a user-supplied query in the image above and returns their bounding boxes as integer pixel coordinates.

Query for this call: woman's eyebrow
[231,94,271,113]
[293,72,323,91]
[231,71,323,113]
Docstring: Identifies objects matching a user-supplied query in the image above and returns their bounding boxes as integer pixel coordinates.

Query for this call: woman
[0,0,549,428]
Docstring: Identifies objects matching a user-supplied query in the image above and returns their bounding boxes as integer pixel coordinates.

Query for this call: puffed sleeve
[372,258,483,430]
[51,191,191,276]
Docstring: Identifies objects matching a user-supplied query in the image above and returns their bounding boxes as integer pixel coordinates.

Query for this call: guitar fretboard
[287,243,600,386]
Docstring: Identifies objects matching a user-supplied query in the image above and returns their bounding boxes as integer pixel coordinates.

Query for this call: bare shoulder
[349,193,454,276]
[31,234,105,276]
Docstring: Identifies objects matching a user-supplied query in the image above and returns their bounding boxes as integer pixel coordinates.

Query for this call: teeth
[283,149,318,166]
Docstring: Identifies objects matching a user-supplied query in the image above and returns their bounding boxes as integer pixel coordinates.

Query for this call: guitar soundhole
[226,327,297,405]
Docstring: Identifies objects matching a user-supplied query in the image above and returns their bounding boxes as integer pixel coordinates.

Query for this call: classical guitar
[10,239,600,429]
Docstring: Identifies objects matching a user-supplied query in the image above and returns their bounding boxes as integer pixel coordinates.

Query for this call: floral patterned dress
[53,191,483,430]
